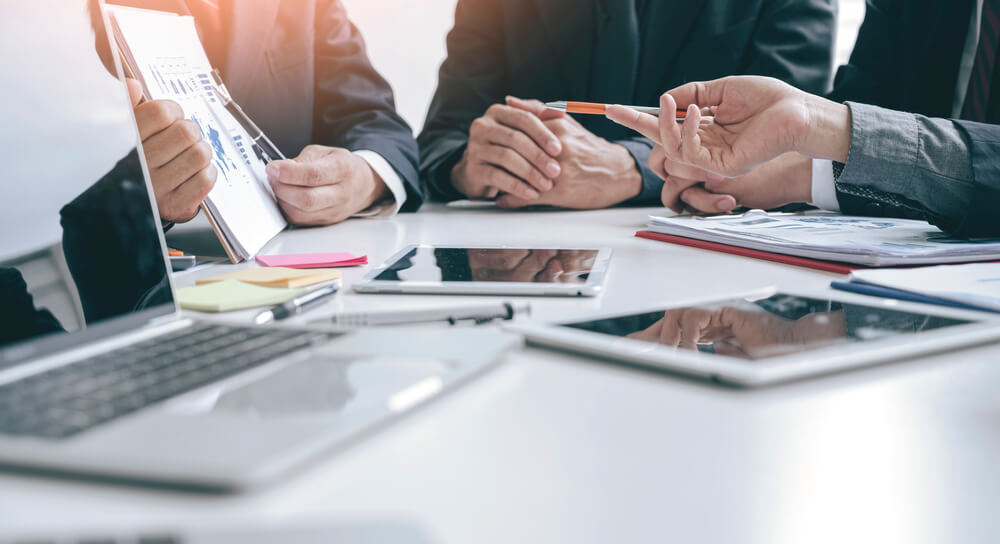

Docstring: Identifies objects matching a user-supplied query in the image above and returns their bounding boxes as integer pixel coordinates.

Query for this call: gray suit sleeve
[834,102,976,233]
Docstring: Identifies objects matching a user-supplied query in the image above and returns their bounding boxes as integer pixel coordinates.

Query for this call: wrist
[613,143,643,201]
[450,152,472,195]
[800,96,851,163]
[359,157,389,208]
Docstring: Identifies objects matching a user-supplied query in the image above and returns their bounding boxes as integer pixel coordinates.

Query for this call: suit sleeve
[417,0,507,202]
[826,0,897,103]
[743,0,839,94]
[313,0,423,212]
[833,102,1000,237]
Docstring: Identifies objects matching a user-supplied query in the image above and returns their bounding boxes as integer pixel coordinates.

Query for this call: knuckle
[195,169,216,196]
[499,148,518,164]
[180,120,202,144]
[469,118,490,140]
[300,190,321,211]
[485,104,505,118]
[192,141,213,168]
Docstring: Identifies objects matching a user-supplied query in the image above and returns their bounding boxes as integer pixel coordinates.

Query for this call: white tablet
[353,245,612,297]
[505,289,1000,386]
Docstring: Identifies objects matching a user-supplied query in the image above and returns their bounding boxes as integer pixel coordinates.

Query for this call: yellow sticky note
[197,267,341,289]
[178,280,306,313]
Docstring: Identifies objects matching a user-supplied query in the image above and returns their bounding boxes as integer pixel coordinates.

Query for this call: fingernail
[546,140,561,155]
[540,179,553,191]
[266,162,280,183]
[545,161,560,177]
[717,198,733,211]
[707,173,725,183]
[526,189,540,199]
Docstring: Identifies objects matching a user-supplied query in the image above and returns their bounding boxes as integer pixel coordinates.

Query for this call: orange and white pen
[546,101,687,119]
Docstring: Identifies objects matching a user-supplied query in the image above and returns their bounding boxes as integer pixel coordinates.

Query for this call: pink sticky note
[256,252,368,269]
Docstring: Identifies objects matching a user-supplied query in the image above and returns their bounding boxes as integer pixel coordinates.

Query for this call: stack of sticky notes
[177,267,342,312]
[177,281,306,313]
[196,267,342,289]
[256,252,368,269]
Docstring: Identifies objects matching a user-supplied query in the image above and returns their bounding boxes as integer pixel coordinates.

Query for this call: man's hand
[266,145,389,226]
[606,76,851,178]
[495,113,643,209]
[128,79,217,223]
[451,96,564,201]
[652,149,813,214]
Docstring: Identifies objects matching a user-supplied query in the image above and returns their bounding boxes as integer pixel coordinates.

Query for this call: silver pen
[324,302,531,328]
[254,284,339,325]
[209,69,287,163]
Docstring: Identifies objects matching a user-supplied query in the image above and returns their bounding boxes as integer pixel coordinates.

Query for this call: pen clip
[210,69,232,102]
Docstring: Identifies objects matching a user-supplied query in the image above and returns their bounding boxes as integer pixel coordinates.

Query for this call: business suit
[829,0,999,121]
[419,0,838,204]
[824,0,1000,237]
[112,0,423,212]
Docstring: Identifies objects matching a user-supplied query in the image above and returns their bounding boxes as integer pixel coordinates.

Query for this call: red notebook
[635,230,861,275]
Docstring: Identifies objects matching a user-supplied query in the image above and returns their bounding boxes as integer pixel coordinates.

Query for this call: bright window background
[341,0,867,132]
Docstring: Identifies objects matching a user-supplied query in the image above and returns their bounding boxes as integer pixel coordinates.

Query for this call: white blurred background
[341,0,867,132]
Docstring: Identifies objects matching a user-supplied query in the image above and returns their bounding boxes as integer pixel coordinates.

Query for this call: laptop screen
[0,0,175,368]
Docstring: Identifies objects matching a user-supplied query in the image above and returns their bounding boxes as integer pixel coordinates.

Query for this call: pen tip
[254,311,274,326]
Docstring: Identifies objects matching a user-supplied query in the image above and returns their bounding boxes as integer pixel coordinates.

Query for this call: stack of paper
[648,211,1000,267]
[844,263,1000,313]
[196,267,342,289]
[177,281,304,312]
[109,6,286,263]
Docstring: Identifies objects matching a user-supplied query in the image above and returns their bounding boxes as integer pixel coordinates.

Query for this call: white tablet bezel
[504,288,1000,386]
[353,245,613,297]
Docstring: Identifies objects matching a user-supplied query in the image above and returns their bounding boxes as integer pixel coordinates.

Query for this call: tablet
[505,289,1000,386]
[353,245,612,296]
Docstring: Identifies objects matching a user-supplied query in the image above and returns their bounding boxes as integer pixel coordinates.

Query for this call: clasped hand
[452,97,642,209]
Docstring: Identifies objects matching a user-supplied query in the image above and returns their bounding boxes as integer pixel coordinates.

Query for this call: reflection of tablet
[505,289,1000,386]
[353,245,612,296]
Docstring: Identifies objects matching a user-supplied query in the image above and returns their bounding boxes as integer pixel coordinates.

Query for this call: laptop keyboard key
[0,323,335,439]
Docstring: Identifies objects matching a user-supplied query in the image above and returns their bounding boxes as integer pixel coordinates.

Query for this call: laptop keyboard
[0,323,334,439]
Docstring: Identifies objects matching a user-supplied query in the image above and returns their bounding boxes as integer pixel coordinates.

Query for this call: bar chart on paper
[109,5,287,261]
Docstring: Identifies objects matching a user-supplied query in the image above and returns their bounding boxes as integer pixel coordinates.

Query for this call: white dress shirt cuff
[810,159,841,212]
[353,150,407,218]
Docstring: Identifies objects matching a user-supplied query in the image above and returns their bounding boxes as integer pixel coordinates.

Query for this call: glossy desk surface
[3,205,999,543]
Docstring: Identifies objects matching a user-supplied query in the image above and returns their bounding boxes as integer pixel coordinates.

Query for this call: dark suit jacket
[827,0,1000,237]
[828,0,998,121]
[112,0,423,212]
[418,0,838,203]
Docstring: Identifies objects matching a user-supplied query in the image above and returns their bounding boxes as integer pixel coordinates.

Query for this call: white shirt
[810,1,984,212]
[353,150,407,217]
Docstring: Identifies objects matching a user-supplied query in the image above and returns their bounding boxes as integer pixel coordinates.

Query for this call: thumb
[667,78,727,110]
[125,78,144,108]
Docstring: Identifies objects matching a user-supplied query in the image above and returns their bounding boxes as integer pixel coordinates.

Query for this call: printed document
[850,264,1000,311]
[109,6,286,262]
[648,211,1000,266]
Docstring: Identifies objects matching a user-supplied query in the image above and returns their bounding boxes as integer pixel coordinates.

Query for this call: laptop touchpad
[209,356,457,417]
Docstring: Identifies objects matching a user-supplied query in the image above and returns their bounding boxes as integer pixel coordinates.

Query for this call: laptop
[0,0,517,491]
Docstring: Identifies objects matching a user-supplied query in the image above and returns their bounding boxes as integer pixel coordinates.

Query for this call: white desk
[3,205,1000,544]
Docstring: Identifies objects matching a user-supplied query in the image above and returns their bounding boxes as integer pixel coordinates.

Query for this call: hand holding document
[109,6,286,262]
